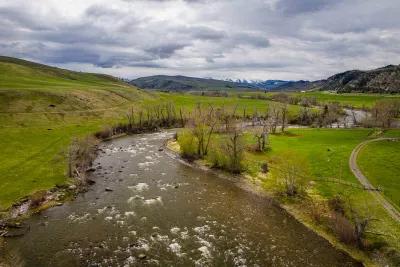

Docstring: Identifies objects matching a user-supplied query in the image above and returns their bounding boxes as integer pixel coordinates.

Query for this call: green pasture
[358,139,400,208]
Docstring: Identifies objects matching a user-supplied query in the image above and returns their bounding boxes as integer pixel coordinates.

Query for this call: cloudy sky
[1,0,399,80]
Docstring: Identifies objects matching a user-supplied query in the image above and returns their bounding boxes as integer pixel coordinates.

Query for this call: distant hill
[0,56,149,113]
[130,75,256,91]
[268,80,312,91]
[232,79,289,90]
[130,75,315,92]
[233,79,312,91]
[317,65,400,93]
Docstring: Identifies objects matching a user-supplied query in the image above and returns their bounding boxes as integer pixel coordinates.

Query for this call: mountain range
[130,64,400,93]
[130,76,312,92]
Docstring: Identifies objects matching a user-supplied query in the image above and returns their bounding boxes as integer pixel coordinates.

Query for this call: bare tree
[317,102,341,128]
[190,104,218,157]
[372,100,400,128]
[350,107,358,126]
[267,103,280,134]
[298,107,313,126]
[254,123,269,152]
[219,104,238,133]
[361,99,400,128]
[224,123,245,173]
[280,103,289,132]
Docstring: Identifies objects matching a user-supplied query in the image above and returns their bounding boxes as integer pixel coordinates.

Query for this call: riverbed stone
[138,253,147,260]
[69,185,77,190]
[86,179,96,185]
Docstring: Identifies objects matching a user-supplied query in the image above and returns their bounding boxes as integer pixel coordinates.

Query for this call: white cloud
[0,0,399,80]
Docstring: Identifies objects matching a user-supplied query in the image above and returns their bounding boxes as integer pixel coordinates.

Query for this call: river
[2,131,361,266]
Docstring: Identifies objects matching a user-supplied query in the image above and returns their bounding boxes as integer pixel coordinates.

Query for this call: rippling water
[3,131,360,266]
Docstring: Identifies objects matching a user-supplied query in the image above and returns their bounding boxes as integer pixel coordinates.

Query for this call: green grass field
[0,57,150,209]
[155,92,301,117]
[293,91,400,109]
[0,124,100,209]
[246,128,369,187]
[358,139,400,208]
[230,90,400,109]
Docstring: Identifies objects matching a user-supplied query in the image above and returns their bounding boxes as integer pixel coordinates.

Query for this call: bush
[223,131,245,173]
[177,130,198,160]
[308,200,325,224]
[274,151,311,196]
[68,136,99,182]
[331,211,357,245]
[328,195,346,215]
[94,127,113,139]
[207,144,228,169]
[206,133,245,173]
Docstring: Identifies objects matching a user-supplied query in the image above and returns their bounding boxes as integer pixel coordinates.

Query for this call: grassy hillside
[0,56,149,114]
[0,57,154,209]
[0,56,123,89]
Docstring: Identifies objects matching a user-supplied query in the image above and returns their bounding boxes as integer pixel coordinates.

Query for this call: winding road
[349,138,400,223]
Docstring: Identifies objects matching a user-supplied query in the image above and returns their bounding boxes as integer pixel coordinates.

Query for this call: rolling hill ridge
[0,56,149,114]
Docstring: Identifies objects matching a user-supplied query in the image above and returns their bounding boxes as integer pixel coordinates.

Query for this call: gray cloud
[276,0,342,15]
[0,0,399,80]
[145,43,188,59]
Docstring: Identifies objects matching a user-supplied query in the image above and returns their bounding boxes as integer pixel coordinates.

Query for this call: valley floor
[1,90,399,265]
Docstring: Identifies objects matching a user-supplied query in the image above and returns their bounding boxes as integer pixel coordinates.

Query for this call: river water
[2,131,360,266]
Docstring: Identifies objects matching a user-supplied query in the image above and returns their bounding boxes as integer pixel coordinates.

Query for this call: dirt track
[349,138,400,223]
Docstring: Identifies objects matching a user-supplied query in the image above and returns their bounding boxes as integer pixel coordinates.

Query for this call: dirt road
[349,138,400,223]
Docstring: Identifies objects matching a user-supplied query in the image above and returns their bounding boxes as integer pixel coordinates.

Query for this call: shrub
[94,127,113,139]
[328,195,346,215]
[177,130,198,160]
[308,200,325,224]
[68,136,99,182]
[223,130,245,173]
[274,151,311,196]
[207,144,228,169]
[331,211,357,245]
[29,190,47,208]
